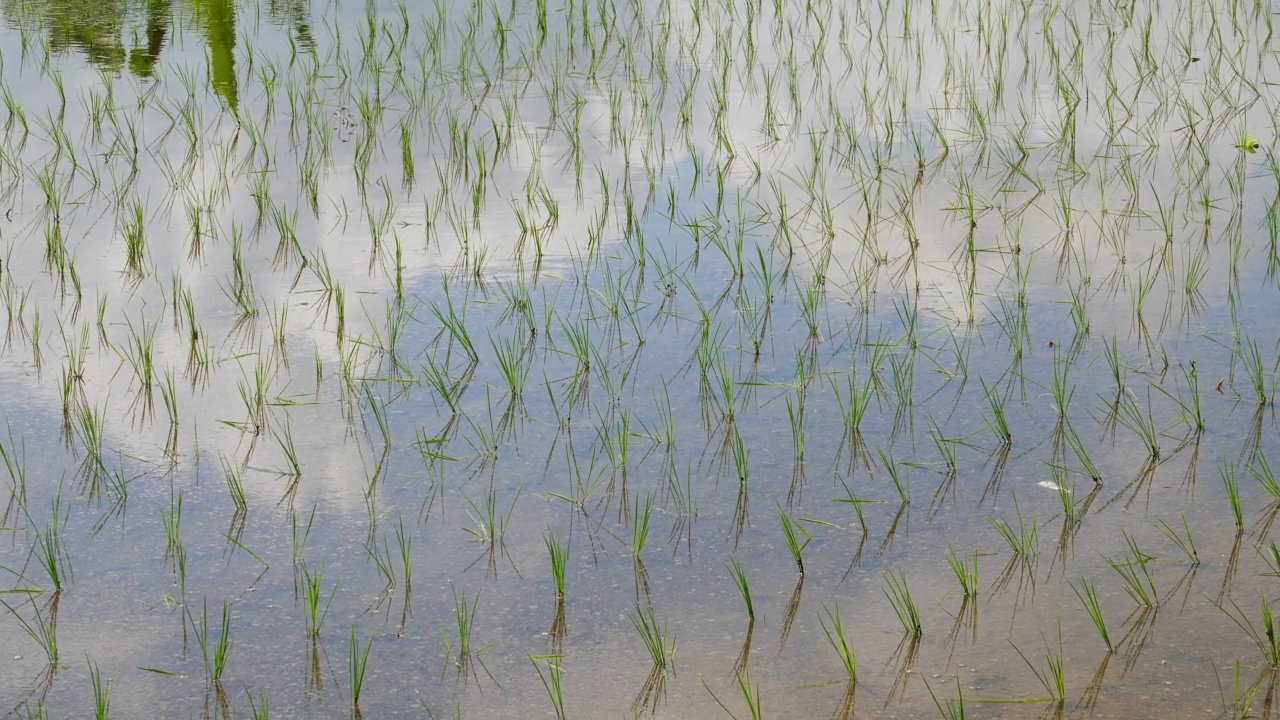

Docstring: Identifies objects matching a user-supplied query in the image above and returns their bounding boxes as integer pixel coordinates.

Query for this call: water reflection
[1,0,315,108]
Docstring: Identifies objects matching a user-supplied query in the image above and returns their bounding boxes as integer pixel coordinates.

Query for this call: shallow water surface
[1,0,1280,717]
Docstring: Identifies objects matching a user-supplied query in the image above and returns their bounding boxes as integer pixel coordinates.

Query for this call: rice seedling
[777,505,812,575]
[882,569,922,637]
[632,493,653,557]
[1049,348,1075,418]
[528,654,567,719]
[819,603,857,682]
[981,379,1011,444]
[349,628,374,708]
[630,603,675,671]
[89,658,111,720]
[989,495,1038,556]
[246,688,268,720]
[1064,425,1102,484]
[1105,533,1159,608]
[943,543,979,597]
[1,595,58,666]
[544,530,567,598]
[1010,622,1066,703]
[161,490,182,554]
[1116,388,1161,459]
[877,447,910,505]
[1152,515,1200,566]
[441,587,492,672]
[1071,579,1113,651]
[463,485,520,547]
[727,557,754,621]
[221,457,248,513]
[300,563,336,637]
[924,677,967,720]
[189,599,233,685]
[1222,459,1244,531]
[1238,337,1272,405]
[1219,594,1280,667]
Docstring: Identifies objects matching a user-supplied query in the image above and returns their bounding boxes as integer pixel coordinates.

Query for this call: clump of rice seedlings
[1,595,59,666]
[704,665,764,720]
[988,495,1038,556]
[819,603,857,682]
[877,447,910,505]
[1100,335,1126,396]
[463,484,520,547]
[630,603,675,671]
[1221,458,1244,531]
[924,676,966,720]
[1219,594,1280,667]
[89,658,111,719]
[1250,452,1280,506]
[528,654,567,720]
[1049,348,1075,418]
[189,599,232,685]
[928,419,959,475]
[75,401,109,483]
[832,373,873,440]
[943,543,979,597]
[490,330,531,401]
[120,197,147,277]
[220,457,248,514]
[1064,425,1102,484]
[833,479,877,535]
[1011,622,1066,703]
[735,668,763,720]
[1105,533,1158,608]
[1152,515,1199,565]
[1212,660,1268,720]
[981,378,1011,444]
[727,557,754,621]
[441,587,492,673]
[349,628,374,708]
[161,490,182,554]
[1238,337,1272,405]
[544,530,567,598]
[1179,362,1205,432]
[274,420,302,478]
[1070,579,1112,651]
[1116,388,1161,459]
[777,505,812,575]
[731,429,750,484]
[632,492,653,557]
[363,530,396,597]
[882,569,922,637]
[246,688,268,720]
[393,516,413,597]
[300,563,336,637]
[290,504,317,567]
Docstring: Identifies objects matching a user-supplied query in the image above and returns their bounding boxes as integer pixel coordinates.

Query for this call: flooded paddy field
[1,0,1280,717]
